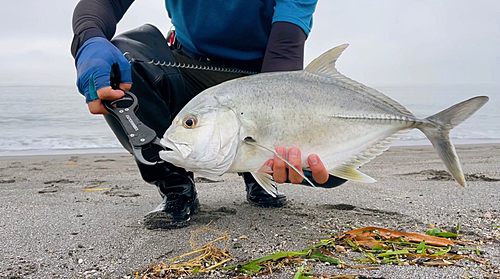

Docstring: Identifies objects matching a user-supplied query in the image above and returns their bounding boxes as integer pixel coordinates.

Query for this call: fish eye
[183,116,197,129]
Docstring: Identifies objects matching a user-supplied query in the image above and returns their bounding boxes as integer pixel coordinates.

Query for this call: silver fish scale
[210,70,419,170]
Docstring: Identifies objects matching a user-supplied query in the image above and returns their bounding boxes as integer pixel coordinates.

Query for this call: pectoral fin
[250,171,278,198]
[329,165,376,183]
[243,137,315,187]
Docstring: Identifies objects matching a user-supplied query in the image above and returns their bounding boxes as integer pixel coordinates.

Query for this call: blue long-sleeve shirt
[71,0,317,64]
[164,0,316,60]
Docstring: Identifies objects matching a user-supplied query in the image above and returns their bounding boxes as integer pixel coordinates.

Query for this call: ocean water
[0,84,499,156]
[0,86,125,156]
[379,84,500,145]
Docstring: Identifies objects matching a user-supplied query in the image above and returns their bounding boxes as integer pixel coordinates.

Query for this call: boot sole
[247,196,287,208]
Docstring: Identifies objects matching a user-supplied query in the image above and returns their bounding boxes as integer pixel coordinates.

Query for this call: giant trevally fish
[159,44,488,196]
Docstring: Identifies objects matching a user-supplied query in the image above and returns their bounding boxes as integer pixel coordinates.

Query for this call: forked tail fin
[418,96,489,187]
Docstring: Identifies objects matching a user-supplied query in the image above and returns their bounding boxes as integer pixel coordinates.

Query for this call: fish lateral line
[243,137,315,187]
[328,114,422,124]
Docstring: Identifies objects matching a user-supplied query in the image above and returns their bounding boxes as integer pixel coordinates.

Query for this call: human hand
[87,84,131,114]
[262,146,330,185]
[75,37,132,114]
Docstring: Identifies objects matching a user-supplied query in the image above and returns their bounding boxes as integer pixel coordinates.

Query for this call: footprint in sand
[38,185,60,193]
[43,179,75,184]
[399,169,500,182]
[0,178,15,184]
[104,185,141,197]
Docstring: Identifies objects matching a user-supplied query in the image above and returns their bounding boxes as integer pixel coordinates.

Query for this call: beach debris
[231,225,489,276]
[82,188,111,191]
[137,223,232,278]
[294,270,386,279]
[222,225,476,276]
[83,180,111,191]
[224,246,342,276]
[425,224,459,238]
[331,226,489,267]
[135,225,491,278]
[293,264,312,278]
[338,226,455,247]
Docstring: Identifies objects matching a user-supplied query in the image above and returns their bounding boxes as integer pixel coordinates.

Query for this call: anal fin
[250,171,278,198]
[329,165,376,183]
[329,129,412,183]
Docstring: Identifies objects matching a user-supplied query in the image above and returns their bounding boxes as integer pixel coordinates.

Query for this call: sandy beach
[0,144,499,278]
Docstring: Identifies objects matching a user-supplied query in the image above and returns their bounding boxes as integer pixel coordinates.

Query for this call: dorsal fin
[305,44,414,116]
[305,44,349,75]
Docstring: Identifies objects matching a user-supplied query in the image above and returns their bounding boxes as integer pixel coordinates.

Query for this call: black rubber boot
[242,169,347,208]
[241,172,287,208]
[143,171,199,229]
[290,170,347,188]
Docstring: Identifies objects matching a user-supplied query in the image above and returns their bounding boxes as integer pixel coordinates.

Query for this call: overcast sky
[0,0,499,87]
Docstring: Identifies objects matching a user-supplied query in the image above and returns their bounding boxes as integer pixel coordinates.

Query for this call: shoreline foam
[2,139,500,157]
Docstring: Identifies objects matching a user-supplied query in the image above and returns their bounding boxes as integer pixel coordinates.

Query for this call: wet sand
[0,144,499,278]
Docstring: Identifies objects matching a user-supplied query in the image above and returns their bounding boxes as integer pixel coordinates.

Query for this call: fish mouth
[159,138,192,159]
